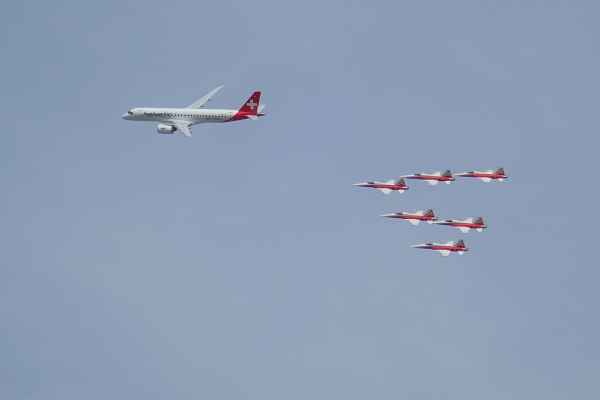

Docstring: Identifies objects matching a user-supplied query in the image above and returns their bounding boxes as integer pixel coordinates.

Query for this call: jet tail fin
[395,178,407,186]
[424,209,435,217]
[442,169,453,178]
[238,91,261,115]
[456,239,466,248]
[495,167,505,175]
[474,217,484,225]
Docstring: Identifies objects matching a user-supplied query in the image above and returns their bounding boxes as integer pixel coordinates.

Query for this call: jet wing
[379,188,392,195]
[437,250,451,257]
[171,120,193,138]
[459,227,470,234]
[408,219,420,226]
[185,86,223,109]
[479,177,492,183]
[425,180,438,186]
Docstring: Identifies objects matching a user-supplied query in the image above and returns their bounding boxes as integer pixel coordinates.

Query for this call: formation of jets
[354,168,507,256]
[354,169,507,195]
[122,86,265,138]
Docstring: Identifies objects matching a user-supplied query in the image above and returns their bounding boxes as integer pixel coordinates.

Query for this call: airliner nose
[122,113,129,119]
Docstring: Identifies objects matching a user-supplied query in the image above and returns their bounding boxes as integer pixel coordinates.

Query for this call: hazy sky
[2,1,600,399]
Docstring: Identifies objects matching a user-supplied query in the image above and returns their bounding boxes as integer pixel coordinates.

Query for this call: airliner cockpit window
[128,111,133,115]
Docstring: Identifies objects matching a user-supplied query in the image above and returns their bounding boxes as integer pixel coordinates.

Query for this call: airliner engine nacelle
[157,124,175,134]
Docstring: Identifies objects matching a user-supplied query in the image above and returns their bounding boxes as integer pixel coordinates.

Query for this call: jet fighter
[353,178,409,195]
[381,209,437,225]
[455,167,507,183]
[411,239,469,256]
[433,217,487,233]
[401,170,454,185]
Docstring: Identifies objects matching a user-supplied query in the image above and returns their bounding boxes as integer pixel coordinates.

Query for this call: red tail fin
[424,209,435,217]
[495,167,505,175]
[442,169,452,178]
[238,91,261,114]
[456,239,466,248]
[396,178,407,186]
[474,217,484,225]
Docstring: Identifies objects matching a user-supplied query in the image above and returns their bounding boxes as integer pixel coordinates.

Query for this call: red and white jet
[411,239,469,256]
[122,86,265,137]
[456,167,507,183]
[380,209,437,225]
[432,217,487,233]
[353,178,409,195]
[401,170,455,185]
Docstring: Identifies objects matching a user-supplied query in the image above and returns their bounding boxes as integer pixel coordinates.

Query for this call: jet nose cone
[122,113,129,119]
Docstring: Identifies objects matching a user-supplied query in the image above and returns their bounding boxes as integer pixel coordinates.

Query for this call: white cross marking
[247,100,257,109]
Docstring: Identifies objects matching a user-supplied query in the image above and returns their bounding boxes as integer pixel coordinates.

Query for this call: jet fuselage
[122,108,264,124]
[381,212,437,222]
[435,220,487,229]
[413,243,468,252]
[354,182,408,191]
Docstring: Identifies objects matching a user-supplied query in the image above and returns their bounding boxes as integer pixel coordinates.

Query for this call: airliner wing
[171,120,193,138]
[185,86,223,109]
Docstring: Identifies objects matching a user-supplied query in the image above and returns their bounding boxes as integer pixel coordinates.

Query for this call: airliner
[122,86,265,137]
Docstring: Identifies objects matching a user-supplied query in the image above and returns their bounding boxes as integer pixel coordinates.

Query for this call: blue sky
[2,1,600,399]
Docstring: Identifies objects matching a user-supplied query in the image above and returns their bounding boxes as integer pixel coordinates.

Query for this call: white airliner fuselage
[123,108,237,124]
